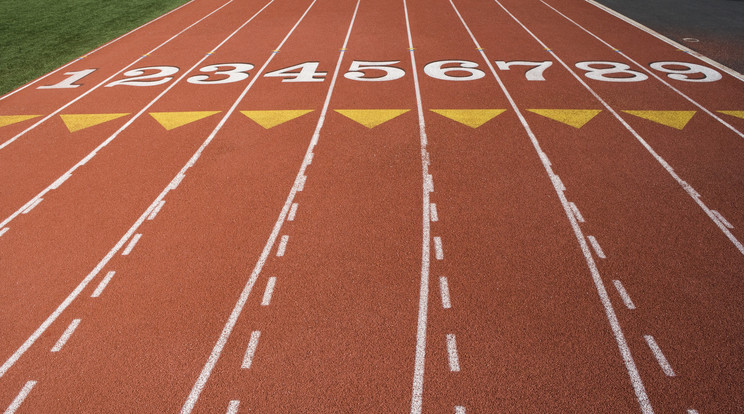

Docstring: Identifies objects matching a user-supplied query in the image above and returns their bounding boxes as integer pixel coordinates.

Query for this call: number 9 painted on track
[423,60,485,81]
[649,61,721,82]
[575,61,648,82]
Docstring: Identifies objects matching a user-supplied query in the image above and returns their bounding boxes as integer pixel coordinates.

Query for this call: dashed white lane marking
[226,400,240,414]
[0,0,233,151]
[553,175,566,192]
[21,198,42,215]
[261,277,276,306]
[612,280,636,310]
[430,203,439,222]
[121,233,142,256]
[308,152,314,164]
[439,277,452,309]
[0,228,8,238]
[712,210,734,229]
[288,203,299,221]
[450,1,653,412]
[446,334,461,372]
[0,0,198,102]
[425,174,434,193]
[50,319,81,352]
[181,2,357,412]
[276,235,289,257]
[297,175,307,191]
[455,406,466,414]
[170,174,185,190]
[433,237,444,260]
[147,200,166,221]
[3,380,36,414]
[91,271,117,298]
[50,173,72,190]
[241,331,262,369]
[569,202,584,223]
[644,335,676,377]
[587,235,606,259]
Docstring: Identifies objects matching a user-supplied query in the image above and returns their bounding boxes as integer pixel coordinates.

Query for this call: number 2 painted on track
[106,66,179,87]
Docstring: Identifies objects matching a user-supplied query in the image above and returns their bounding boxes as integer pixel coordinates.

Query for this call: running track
[1,0,743,412]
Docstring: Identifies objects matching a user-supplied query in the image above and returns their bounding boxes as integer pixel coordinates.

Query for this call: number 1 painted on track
[37,69,97,89]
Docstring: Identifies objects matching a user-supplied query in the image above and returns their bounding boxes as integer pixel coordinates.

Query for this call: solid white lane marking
[449,1,653,412]
[0,0,199,102]
[50,319,81,352]
[430,203,439,222]
[455,406,466,414]
[288,203,299,221]
[0,0,234,151]
[241,331,262,369]
[308,152,314,164]
[439,277,452,309]
[276,235,289,257]
[121,233,142,256]
[587,235,606,259]
[569,202,585,223]
[21,198,42,215]
[170,174,185,190]
[91,271,116,298]
[553,175,566,192]
[434,237,443,260]
[612,280,636,310]
[4,380,36,414]
[297,175,307,191]
[583,0,744,83]
[181,2,357,412]
[147,200,166,221]
[403,0,434,412]
[226,400,240,414]
[543,0,744,136]
[687,410,699,414]
[712,210,734,229]
[644,335,676,376]
[50,173,71,190]
[0,228,8,237]
[261,277,276,306]
[446,334,461,372]
[498,1,744,256]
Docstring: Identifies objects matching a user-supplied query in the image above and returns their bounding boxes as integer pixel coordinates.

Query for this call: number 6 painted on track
[424,60,485,81]
[344,60,406,81]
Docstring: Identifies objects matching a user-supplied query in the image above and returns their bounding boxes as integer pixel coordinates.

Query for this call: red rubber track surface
[0,0,742,412]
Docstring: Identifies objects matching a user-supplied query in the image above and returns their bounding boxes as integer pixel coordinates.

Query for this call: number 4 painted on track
[264,62,327,82]
[495,61,552,81]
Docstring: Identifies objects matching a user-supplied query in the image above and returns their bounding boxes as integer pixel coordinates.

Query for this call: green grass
[0,0,190,96]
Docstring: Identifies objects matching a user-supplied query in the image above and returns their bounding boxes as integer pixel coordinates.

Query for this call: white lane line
[297,175,307,192]
[612,280,636,310]
[241,331,262,369]
[50,173,72,190]
[430,203,439,222]
[439,277,452,309]
[121,233,142,256]
[21,198,42,215]
[544,0,744,136]
[712,210,734,229]
[50,319,81,352]
[499,1,744,256]
[0,0,234,151]
[91,271,117,298]
[308,152,315,164]
[569,202,585,223]
[553,175,566,192]
[644,335,676,377]
[276,235,289,257]
[0,0,199,102]
[403,1,434,412]
[446,334,461,372]
[449,1,653,412]
[455,406,466,414]
[170,174,185,190]
[587,235,606,259]
[0,0,278,386]
[0,228,8,238]
[583,0,744,83]
[433,237,443,260]
[180,1,356,412]
[687,410,699,414]
[147,200,166,220]
[261,277,276,306]
[287,203,299,221]
[3,380,36,414]
[226,400,240,414]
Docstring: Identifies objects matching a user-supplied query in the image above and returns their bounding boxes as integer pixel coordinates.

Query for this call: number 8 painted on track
[575,61,648,82]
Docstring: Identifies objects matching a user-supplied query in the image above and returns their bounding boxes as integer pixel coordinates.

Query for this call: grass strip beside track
[0,0,190,95]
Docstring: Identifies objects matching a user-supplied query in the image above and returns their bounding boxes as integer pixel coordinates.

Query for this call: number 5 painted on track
[495,61,552,81]
[344,60,406,81]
